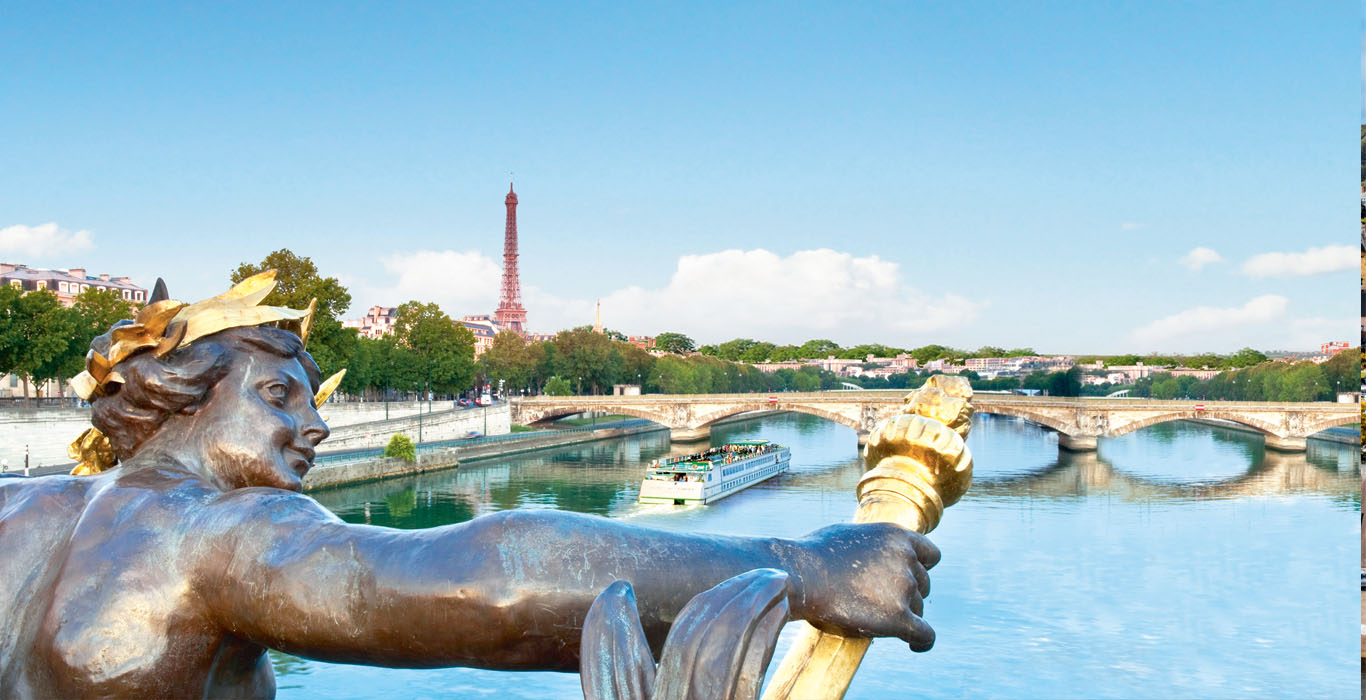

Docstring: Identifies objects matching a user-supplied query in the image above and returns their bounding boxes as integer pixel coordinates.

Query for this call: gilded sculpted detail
[66,270,327,476]
[764,375,975,700]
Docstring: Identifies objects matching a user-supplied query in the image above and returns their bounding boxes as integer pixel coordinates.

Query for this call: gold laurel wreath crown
[68,270,345,476]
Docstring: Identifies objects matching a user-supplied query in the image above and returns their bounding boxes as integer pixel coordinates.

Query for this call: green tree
[342,334,378,398]
[1223,347,1268,370]
[1275,362,1329,402]
[798,339,842,359]
[232,249,354,380]
[650,356,696,394]
[551,327,620,394]
[481,331,538,395]
[7,291,75,403]
[531,341,558,391]
[739,342,776,363]
[0,284,23,380]
[791,368,821,392]
[654,332,696,354]
[618,343,656,390]
[837,344,904,360]
[716,338,757,361]
[1048,367,1082,397]
[393,301,476,397]
[56,288,138,389]
[543,376,573,396]
[1150,374,1181,399]
[1320,349,1359,396]
[908,344,964,364]
[384,434,417,463]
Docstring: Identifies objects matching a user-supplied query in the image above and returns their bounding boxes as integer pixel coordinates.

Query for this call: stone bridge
[510,392,1357,452]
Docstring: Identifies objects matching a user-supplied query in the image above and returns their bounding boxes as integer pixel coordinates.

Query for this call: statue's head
[69,271,341,491]
[89,325,328,491]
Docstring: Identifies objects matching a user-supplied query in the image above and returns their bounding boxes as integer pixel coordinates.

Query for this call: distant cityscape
[0,185,1352,400]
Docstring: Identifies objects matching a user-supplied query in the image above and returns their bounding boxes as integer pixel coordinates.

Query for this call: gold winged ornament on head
[66,271,344,476]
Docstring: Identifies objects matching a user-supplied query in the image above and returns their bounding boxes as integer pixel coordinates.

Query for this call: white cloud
[356,247,982,345]
[1178,247,1224,271]
[1120,221,1144,231]
[349,249,503,315]
[1123,295,1353,351]
[0,223,94,258]
[1240,245,1356,278]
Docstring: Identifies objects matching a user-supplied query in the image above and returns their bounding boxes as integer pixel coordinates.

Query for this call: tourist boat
[638,440,791,505]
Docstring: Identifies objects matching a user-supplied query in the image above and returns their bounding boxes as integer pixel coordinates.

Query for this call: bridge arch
[523,404,674,427]
[973,406,1074,435]
[1300,414,1358,437]
[691,403,863,432]
[1105,411,1281,439]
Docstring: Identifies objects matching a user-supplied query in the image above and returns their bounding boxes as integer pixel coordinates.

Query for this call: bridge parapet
[510,394,1356,452]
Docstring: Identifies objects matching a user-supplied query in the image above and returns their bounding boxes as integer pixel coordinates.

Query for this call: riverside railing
[313,418,659,467]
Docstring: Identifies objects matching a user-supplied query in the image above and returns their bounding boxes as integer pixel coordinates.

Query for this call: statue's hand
[791,522,940,652]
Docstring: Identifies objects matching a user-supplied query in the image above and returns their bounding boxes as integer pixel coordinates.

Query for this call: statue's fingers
[908,533,940,569]
[902,613,936,652]
[906,578,924,617]
[909,560,929,599]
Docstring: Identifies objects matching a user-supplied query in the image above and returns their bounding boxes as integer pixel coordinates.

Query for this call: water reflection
[278,412,1360,700]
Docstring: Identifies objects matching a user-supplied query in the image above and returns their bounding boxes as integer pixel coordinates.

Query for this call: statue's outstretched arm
[194,489,933,671]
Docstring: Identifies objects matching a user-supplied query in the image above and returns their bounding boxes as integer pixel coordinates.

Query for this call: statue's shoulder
[0,473,97,522]
[193,486,343,533]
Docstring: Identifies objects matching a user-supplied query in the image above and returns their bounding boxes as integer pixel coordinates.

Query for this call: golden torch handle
[762,377,974,700]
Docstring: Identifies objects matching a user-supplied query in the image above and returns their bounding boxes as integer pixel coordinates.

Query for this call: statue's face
[194,350,329,492]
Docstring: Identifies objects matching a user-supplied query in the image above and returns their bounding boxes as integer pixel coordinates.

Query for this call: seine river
[275,413,1360,699]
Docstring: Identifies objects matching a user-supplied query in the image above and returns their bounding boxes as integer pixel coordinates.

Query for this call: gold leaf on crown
[67,270,341,476]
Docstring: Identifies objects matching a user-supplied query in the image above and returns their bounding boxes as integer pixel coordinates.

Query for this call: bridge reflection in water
[283,412,1358,700]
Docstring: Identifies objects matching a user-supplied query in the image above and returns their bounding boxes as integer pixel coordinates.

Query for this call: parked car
[464,430,482,439]
[457,397,470,407]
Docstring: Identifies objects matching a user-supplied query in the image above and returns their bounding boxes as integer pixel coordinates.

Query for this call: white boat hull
[639,448,790,505]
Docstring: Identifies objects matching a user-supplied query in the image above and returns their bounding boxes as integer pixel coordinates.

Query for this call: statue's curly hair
[89,326,321,460]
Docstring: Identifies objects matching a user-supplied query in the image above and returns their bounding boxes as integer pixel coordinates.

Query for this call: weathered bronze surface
[0,277,942,699]
[580,569,790,700]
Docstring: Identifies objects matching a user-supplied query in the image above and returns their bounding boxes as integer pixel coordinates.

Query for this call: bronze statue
[0,273,941,699]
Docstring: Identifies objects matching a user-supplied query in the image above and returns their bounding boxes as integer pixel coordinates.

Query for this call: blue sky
[0,2,1357,353]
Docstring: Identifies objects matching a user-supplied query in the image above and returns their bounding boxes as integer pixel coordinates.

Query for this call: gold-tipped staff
[762,375,975,700]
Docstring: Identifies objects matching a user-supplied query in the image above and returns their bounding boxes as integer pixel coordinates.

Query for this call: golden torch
[762,375,975,700]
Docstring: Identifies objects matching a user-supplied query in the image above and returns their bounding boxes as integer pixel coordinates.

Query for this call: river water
[274,413,1360,699]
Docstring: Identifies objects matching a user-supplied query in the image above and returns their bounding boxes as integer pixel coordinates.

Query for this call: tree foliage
[393,301,476,394]
[233,249,354,380]
[481,331,538,393]
[1121,360,1345,402]
[384,434,416,463]
[543,376,573,396]
[654,332,695,354]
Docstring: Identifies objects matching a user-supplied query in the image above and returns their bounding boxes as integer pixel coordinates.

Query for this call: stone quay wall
[0,401,466,470]
[303,421,666,491]
[323,405,511,452]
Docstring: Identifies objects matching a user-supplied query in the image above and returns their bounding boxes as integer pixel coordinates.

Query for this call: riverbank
[0,400,446,470]
[303,419,667,491]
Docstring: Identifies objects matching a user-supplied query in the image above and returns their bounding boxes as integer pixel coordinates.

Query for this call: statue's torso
[0,470,275,699]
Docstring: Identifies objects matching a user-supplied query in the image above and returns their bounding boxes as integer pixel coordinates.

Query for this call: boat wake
[615,501,704,519]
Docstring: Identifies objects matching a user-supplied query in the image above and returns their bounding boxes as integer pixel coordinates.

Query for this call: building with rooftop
[0,264,147,307]
[342,306,398,339]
